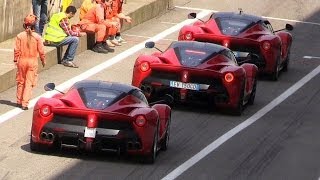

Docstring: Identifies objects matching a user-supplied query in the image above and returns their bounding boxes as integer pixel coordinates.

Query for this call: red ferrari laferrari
[30,80,172,163]
[132,41,258,115]
[178,11,293,80]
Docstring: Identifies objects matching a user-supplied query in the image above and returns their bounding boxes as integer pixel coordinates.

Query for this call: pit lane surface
[0,0,320,179]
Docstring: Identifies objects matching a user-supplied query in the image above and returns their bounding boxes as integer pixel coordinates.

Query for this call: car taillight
[140,62,150,72]
[185,32,193,40]
[224,73,234,83]
[262,41,271,50]
[223,41,229,48]
[40,105,51,117]
[135,115,146,127]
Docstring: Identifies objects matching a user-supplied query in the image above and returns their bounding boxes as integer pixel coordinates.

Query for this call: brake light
[40,105,51,117]
[224,73,234,83]
[185,32,193,40]
[262,41,271,50]
[223,41,229,48]
[140,62,150,72]
[135,115,146,127]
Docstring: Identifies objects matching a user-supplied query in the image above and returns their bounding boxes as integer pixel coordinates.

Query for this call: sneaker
[115,36,127,44]
[16,103,22,108]
[62,61,79,68]
[102,42,115,52]
[21,106,28,110]
[92,44,109,54]
[106,40,116,47]
[110,39,121,46]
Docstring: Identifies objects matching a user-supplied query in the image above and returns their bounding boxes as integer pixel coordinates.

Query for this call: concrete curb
[0,0,172,93]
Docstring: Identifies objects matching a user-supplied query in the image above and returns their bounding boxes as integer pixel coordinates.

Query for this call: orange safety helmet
[24,14,37,26]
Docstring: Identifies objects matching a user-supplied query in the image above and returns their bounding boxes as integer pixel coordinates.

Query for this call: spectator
[44,6,86,68]
[14,14,46,110]
[104,0,122,46]
[32,0,48,36]
[80,0,98,21]
[78,0,117,53]
[110,0,132,44]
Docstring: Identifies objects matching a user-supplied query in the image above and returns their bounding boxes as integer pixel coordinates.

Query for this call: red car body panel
[178,12,293,76]
[31,80,171,157]
[132,41,258,113]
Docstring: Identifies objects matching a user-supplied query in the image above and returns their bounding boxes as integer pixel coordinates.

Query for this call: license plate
[233,51,249,58]
[170,81,200,91]
[84,127,96,138]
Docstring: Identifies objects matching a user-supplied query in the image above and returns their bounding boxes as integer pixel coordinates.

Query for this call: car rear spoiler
[150,64,224,77]
[196,34,261,49]
[51,108,134,121]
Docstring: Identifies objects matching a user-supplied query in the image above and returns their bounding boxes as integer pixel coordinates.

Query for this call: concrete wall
[0,0,82,42]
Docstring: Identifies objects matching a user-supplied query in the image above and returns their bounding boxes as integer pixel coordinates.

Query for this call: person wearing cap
[78,0,117,53]
[44,6,86,68]
[14,14,46,110]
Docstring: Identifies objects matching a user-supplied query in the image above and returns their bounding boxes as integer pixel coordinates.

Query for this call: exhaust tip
[40,132,47,139]
[47,133,55,141]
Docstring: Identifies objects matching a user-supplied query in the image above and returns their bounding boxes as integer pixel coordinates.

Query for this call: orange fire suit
[79,0,97,21]
[79,3,118,41]
[14,31,45,107]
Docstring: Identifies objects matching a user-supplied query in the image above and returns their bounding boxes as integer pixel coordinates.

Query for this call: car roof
[211,12,266,24]
[169,41,227,52]
[72,80,139,94]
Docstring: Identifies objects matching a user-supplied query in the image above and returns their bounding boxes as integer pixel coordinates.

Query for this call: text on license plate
[84,127,96,138]
[170,81,200,90]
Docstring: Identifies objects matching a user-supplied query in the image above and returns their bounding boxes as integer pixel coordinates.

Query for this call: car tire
[282,49,290,72]
[30,136,46,152]
[160,114,171,151]
[144,125,159,164]
[248,78,257,105]
[271,56,280,81]
[232,82,245,116]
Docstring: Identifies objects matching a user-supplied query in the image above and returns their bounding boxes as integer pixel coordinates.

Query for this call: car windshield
[216,18,253,36]
[78,87,123,110]
[169,42,221,67]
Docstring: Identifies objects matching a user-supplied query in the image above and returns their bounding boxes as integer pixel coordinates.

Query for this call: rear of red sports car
[132,41,252,110]
[179,12,293,79]
[30,81,159,157]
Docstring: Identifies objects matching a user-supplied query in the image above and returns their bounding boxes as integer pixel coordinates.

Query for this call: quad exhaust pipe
[127,141,141,150]
[140,85,153,94]
[40,131,55,142]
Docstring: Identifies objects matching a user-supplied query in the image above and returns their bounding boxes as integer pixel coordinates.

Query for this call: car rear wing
[51,108,134,122]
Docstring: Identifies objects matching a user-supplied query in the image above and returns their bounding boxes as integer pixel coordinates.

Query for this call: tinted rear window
[168,42,223,67]
[216,18,253,36]
[78,87,123,110]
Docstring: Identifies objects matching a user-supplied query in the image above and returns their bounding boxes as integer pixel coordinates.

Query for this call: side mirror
[145,41,155,48]
[188,13,197,19]
[285,24,293,31]
[44,83,55,91]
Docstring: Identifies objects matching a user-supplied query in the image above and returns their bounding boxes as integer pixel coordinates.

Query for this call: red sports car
[132,41,258,115]
[178,11,293,80]
[30,80,172,163]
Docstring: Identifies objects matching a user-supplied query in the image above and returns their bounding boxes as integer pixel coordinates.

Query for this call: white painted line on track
[162,65,320,180]
[0,10,213,124]
[0,48,13,52]
[161,21,179,25]
[304,56,320,59]
[123,33,176,42]
[175,6,320,26]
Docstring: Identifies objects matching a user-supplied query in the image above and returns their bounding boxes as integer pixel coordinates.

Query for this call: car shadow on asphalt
[20,142,159,165]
